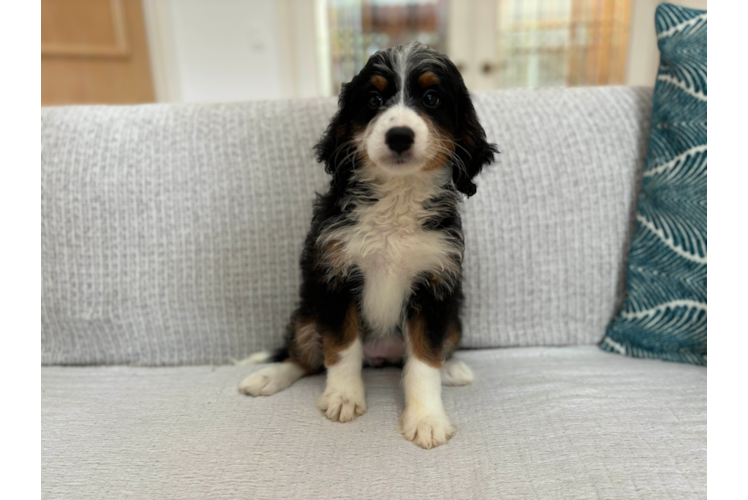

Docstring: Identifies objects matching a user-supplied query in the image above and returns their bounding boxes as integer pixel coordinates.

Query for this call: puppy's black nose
[385,127,415,154]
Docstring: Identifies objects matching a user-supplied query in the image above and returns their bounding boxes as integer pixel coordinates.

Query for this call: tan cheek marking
[407,316,443,368]
[353,123,376,167]
[418,112,455,172]
[322,303,360,366]
[418,71,440,88]
[423,149,452,172]
[370,75,388,91]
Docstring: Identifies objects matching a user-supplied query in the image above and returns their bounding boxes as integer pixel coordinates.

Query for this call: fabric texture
[602,4,707,365]
[42,87,652,366]
[41,346,707,500]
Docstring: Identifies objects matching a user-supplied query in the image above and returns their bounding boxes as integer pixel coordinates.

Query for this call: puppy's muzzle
[385,127,415,154]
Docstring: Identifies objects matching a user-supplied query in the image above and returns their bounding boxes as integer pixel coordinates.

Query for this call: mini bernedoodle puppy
[238,42,497,449]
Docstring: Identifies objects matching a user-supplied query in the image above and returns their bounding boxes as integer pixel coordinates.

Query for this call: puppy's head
[315,42,497,196]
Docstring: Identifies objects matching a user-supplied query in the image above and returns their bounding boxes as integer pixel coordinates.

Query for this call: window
[320,0,632,93]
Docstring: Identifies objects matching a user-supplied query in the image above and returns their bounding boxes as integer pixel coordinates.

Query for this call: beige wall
[626,0,707,87]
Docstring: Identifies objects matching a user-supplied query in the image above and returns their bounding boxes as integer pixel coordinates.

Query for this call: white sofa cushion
[42,346,705,499]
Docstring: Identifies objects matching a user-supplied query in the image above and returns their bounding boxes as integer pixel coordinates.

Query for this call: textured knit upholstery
[41,87,706,500]
[41,347,706,500]
[42,87,652,365]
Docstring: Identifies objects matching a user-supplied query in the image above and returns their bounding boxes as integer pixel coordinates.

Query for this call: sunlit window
[325,0,448,93]
[321,0,632,93]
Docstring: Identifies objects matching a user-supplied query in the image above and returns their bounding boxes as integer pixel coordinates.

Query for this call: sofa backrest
[41,87,652,365]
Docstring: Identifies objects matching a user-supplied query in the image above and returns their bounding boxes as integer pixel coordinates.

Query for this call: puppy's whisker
[440,138,473,159]
[331,140,356,166]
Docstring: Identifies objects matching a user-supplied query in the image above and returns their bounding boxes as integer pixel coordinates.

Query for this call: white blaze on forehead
[394,43,415,103]
[389,43,448,103]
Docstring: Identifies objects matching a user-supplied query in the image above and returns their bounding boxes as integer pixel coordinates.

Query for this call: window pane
[325,0,449,94]
[320,0,632,91]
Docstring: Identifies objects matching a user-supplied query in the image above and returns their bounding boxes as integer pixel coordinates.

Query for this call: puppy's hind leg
[238,360,306,397]
[440,359,474,387]
[238,317,323,397]
[438,320,473,386]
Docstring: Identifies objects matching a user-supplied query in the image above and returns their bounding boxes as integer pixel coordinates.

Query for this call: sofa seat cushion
[42,347,706,499]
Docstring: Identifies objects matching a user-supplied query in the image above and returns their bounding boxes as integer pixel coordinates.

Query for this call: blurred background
[41,0,706,106]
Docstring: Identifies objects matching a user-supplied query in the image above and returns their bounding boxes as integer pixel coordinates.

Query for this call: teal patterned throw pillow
[601,3,706,365]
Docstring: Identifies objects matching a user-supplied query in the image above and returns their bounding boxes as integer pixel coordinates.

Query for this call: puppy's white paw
[398,408,456,449]
[316,385,367,422]
[238,363,304,396]
[440,360,474,386]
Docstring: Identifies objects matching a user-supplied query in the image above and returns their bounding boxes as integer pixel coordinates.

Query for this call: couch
[41,87,706,499]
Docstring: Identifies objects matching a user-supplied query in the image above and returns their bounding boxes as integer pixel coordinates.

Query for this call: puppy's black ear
[314,82,356,189]
[452,90,498,197]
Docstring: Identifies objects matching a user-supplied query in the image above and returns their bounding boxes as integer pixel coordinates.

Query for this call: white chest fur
[321,170,461,335]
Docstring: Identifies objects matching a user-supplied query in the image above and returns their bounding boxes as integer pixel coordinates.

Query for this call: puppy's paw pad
[441,360,474,386]
[398,410,456,449]
[317,390,366,423]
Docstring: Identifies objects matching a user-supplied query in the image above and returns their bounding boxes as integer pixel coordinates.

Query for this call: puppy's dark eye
[422,90,440,108]
[368,92,384,109]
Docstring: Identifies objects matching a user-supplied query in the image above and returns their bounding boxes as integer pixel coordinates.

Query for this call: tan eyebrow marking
[370,75,388,91]
[418,71,440,88]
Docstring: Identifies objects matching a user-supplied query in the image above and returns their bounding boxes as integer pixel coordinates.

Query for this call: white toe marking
[316,388,367,422]
[238,363,305,397]
[317,337,367,422]
[399,355,456,449]
[398,407,457,450]
[440,359,474,386]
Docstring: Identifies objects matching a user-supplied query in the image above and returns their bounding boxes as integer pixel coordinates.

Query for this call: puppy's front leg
[316,303,366,422]
[399,315,456,449]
